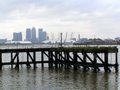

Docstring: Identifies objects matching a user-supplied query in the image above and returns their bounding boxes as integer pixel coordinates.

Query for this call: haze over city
[0,0,120,39]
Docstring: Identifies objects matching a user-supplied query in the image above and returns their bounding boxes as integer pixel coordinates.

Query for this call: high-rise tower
[31,27,37,43]
[13,32,22,41]
[38,28,47,43]
[26,28,31,41]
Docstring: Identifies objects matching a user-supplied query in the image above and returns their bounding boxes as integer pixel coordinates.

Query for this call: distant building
[26,28,31,41]
[78,34,80,41]
[75,38,91,44]
[12,33,17,41]
[115,37,120,41]
[12,32,22,41]
[26,27,37,43]
[0,39,7,44]
[25,27,47,43]
[31,27,37,43]
[38,28,47,43]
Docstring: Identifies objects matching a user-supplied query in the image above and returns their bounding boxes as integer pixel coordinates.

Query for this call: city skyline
[0,0,120,39]
[12,27,47,43]
[1,27,120,41]
[1,27,120,44]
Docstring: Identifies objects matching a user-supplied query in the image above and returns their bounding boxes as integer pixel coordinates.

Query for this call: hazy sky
[0,0,120,39]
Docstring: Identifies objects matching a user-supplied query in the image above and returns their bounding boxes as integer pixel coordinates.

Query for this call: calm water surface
[0,68,119,90]
[0,45,119,90]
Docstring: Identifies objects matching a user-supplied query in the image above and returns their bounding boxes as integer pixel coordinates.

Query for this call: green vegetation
[56,46,118,53]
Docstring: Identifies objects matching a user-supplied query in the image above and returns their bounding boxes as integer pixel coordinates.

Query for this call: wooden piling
[93,53,97,72]
[33,51,36,70]
[115,52,118,72]
[48,51,51,68]
[15,52,19,70]
[11,52,13,69]
[83,52,87,71]
[73,52,77,70]
[55,51,58,69]
[26,52,31,68]
[104,51,109,72]
[41,51,44,68]
[0,52,2,70]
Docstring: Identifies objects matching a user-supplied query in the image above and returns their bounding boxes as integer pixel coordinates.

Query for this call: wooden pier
[0,46,118,72]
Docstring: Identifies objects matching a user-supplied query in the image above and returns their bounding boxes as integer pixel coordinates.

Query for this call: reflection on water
[0,68,118,90]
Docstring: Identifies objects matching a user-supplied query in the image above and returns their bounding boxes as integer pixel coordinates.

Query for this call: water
[0,68,119,90]
[0,45,120,90]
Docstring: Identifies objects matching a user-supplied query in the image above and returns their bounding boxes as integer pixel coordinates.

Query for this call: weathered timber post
[50,51,54,68]
[33,51,36,70]
[26,52,31,68]
[55,51,58,69]
[115,52,118,72]
[104,51,109,72]
[83,52,87,71]
[41,51,44,68]
[48,51,51,68]
[57,51,60,68]
[93,53,97,72]
[0,52,2,70]
[64,51,67,69]
[73,52,77,70]
[11,52,13,69]
[66,51,70,69]
[59,51,63,68]
[15,52,19,70]
[48,51,54,69]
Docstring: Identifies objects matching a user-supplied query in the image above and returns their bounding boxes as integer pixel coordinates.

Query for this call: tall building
[26,28,31,41]
[38,28,47,43]
[18,32,22,41]
[25,27,47,43]
[31,27,37,43]
[12,32,22,41]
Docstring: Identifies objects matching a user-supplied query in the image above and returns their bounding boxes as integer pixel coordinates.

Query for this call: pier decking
[0,46,118,72]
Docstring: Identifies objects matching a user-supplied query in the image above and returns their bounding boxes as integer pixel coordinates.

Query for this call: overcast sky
[0,0,120,40]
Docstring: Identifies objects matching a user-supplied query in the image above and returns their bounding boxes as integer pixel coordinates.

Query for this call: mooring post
[73,52,77,70]
[11,52,13,69]
[58,51,61,68]
[17,52,19,70]
[93,53,97,72]
[104,51,108,72]
[48,51,51,68]
[33,51,36,70]
[57,52,60,68]
[55,51,58,69]
[41,51,44,68]
[64,51,67,69]
[60,51,64,68]
[83,52,87,71]
[26,52,31,68]
[58,51,62,68]
[48,51,53,69]
[66,51,70,69]
[115,52,118,72]
[50,51,54,68]
[0,52,2,70]
[15,52,19,70]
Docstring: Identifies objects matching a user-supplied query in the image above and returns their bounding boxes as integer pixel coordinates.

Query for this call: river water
[0,45,119,90]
